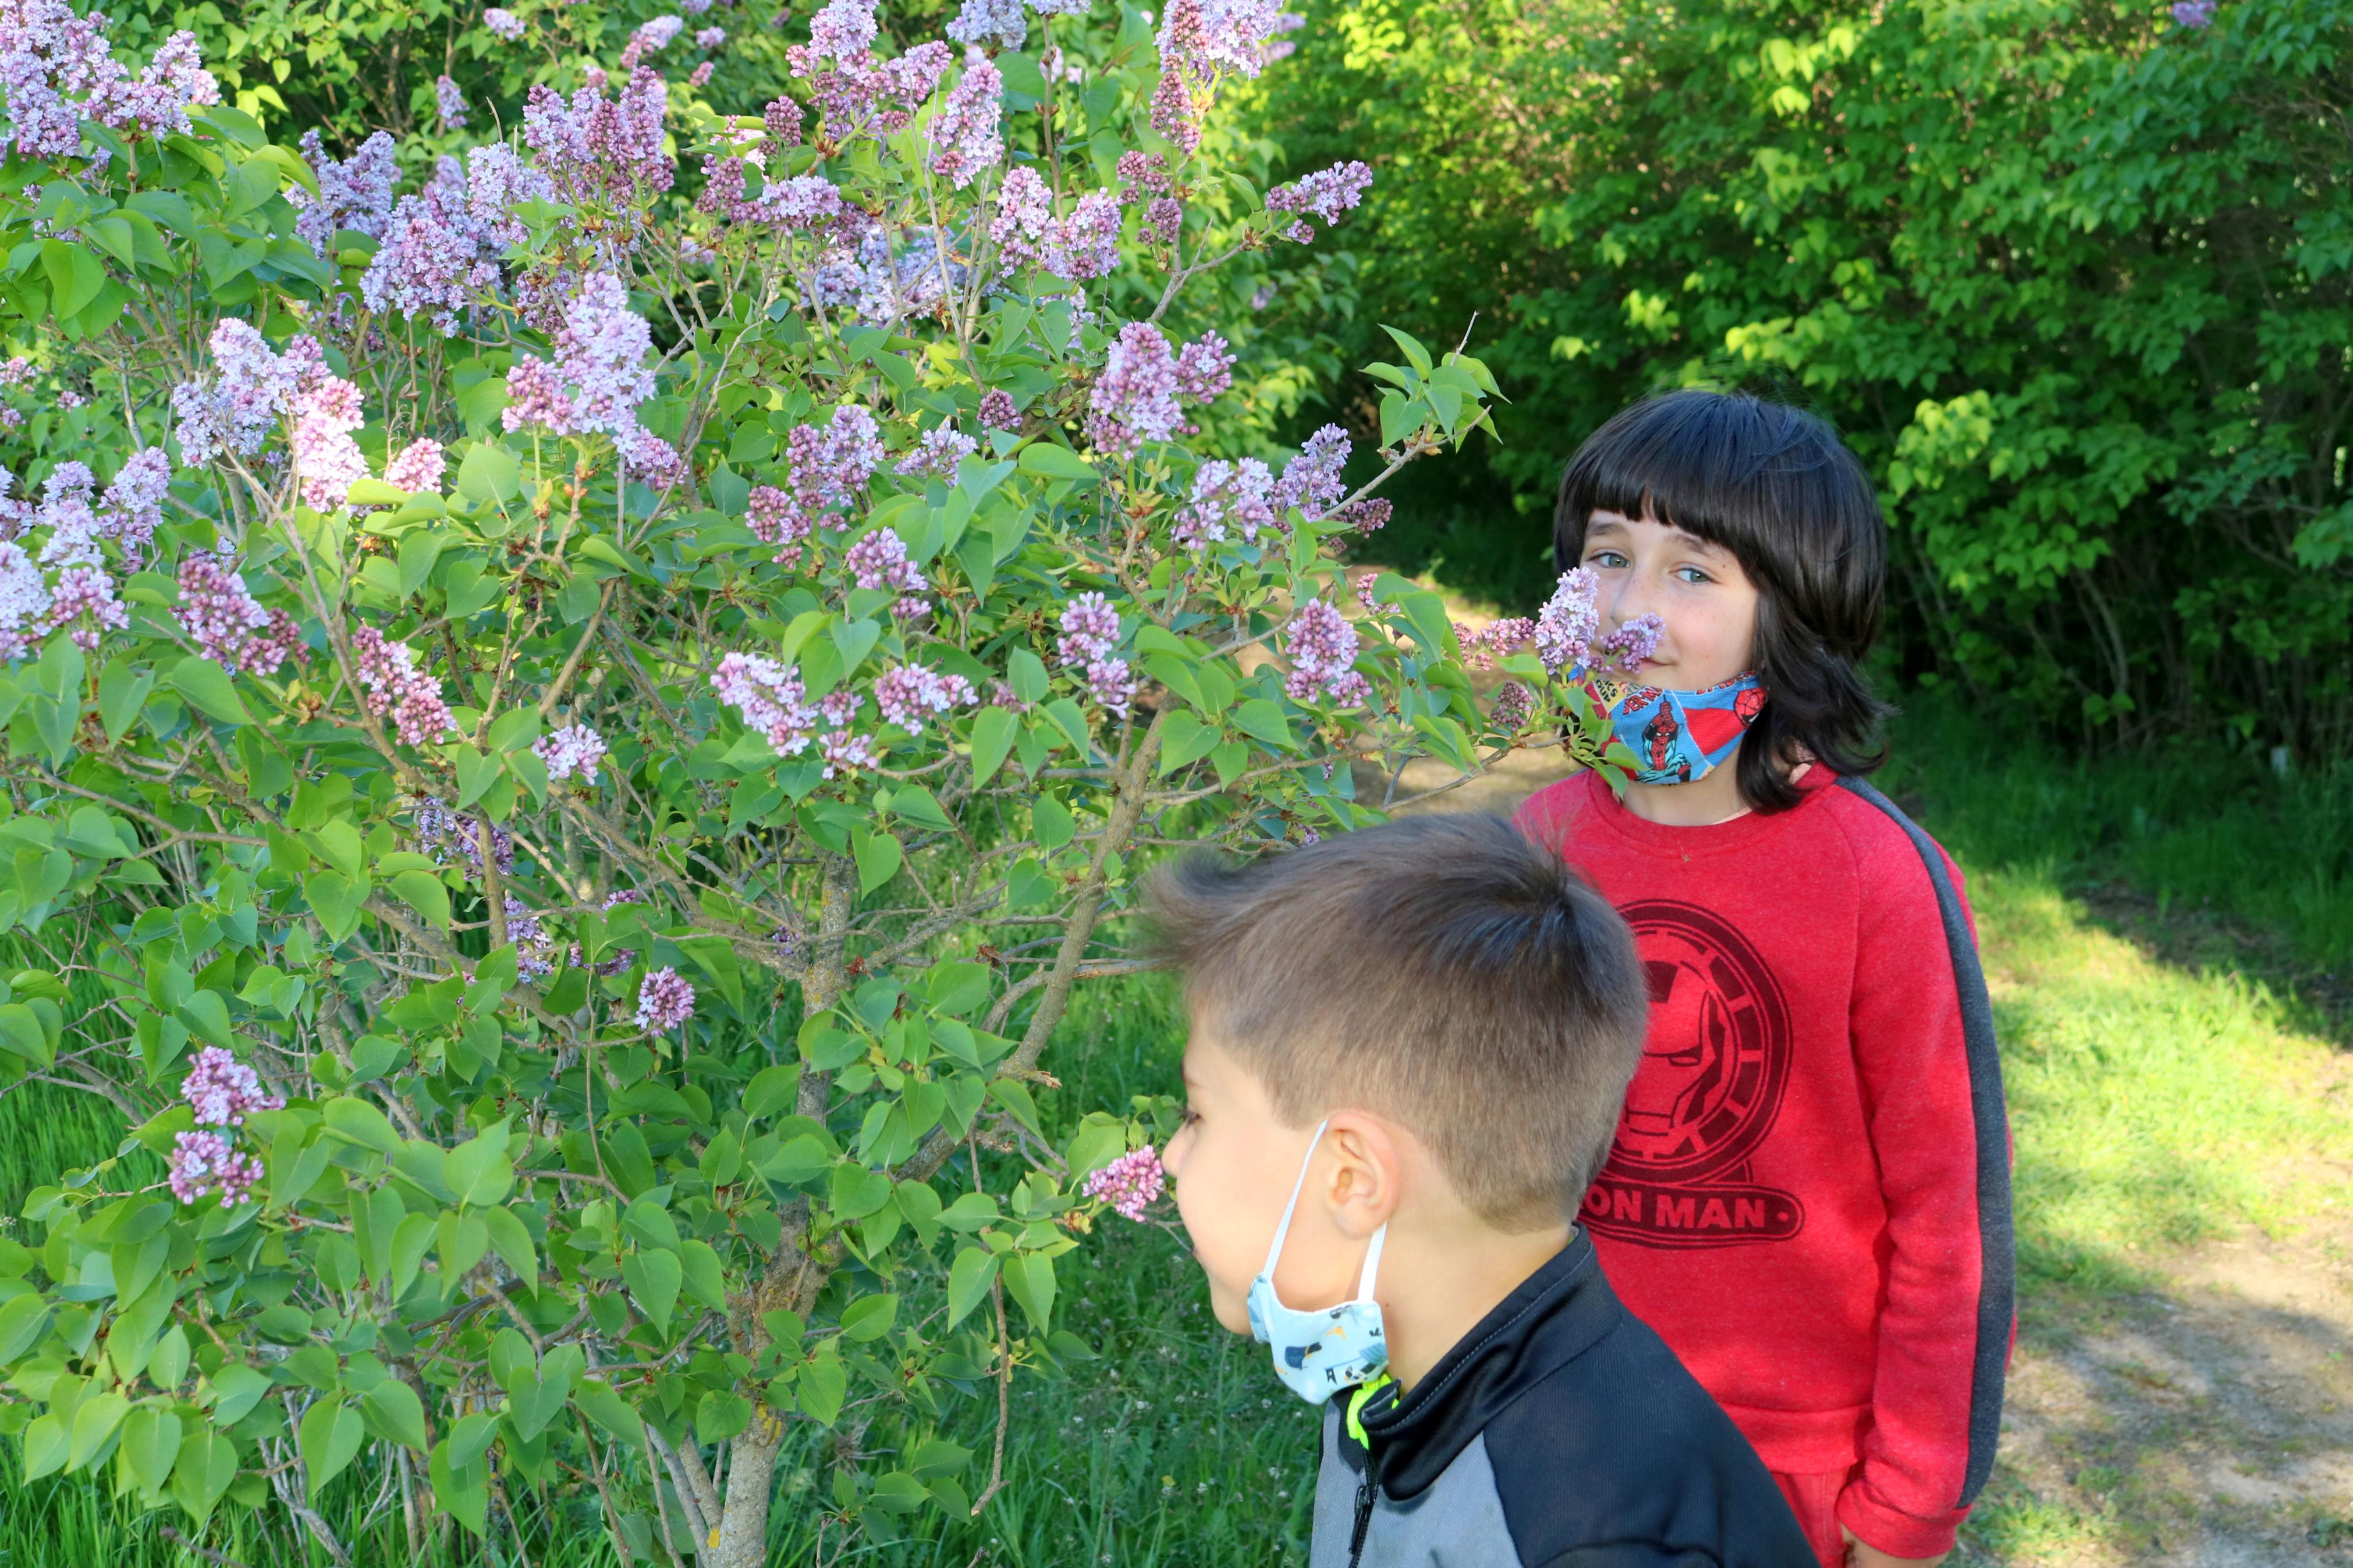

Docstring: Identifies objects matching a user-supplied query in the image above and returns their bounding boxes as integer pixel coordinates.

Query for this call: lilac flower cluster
[522,68,674,215]
[1152,0,1285,152]
[0,542,47,659]
[946,0,1024,48]
[1593,613,1665,674]
[291,370,370,510]
[505,273,683,480]
[1533,568,1599,674]
[1056,592,1136,716]
[978,389,1019,430]
[712,652,823,755]
[873,662,976,734]
[535,722,608,783]
[385,438,446,493]
[1283,599,1367,706]
[927,48,1003,190]
[168,1130,263,1206]
[744,405,886,563]
[350,624,455,745]
[1085,323,1232,456]
[182,1046,284,1127]
[991,169,1122,281]
[484,8,524,39]
[892,424,979,479]
[435,74,467,129]
[636,966,696,1032]
[0,1,219,161]
[844,527,927,615]
[100,447,170,559]
[506,894,558,979]
[1173,425,1352,551]
[788,0,952,142]
[2172,0,2214,22]
[1265,160,1373,243]
[411,795,513,875]
[696,155,843,228]
[1084,1146,1166,1222]
[1490,680,1534,732]
[364,146,553,333]
[289,130,398,255]
[45,564,127,651]
[695,26,726,48]
[178,556,304,676]
[1456,616,1534,673]
[624,14,684,65]
[171,320,307,465]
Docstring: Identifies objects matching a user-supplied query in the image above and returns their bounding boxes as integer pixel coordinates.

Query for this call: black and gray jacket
[1309,1232,1815,1567]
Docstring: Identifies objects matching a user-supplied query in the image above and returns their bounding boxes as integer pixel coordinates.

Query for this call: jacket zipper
[1345,1443,1383,1568]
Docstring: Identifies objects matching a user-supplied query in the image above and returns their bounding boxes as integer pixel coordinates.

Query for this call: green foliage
[1252,0,2353,757]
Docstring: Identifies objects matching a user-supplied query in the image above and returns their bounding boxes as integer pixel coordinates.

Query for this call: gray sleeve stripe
[1833,775,2014,1507]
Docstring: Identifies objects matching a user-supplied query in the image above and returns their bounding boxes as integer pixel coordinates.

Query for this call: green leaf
[621,1248,682,1335]
[69,1391,129,1473]
[839,1292,899,1342]
[361,1378,429,1450]
[205,1364,271,1427]
[396,530,453,599]
[1381,325,1435,376]
[481,1206,536,1283]
[302,870,366,941]
[97,660,155,744]
[0,1290,51,1360]
[455,442,522,504]
[167,656,254,726]
[443,1133,514,1208]
[945,1245,999,1328]
[695,1390,753,1444]
[795,1348,847,1426]
[1003,1251,1057,1332]
[300,1397,365,1499]
[853,829,903,894]
[120,1407,182,1498]
[320,1096,401,1155]
[169,1430,238,1524]
[1016,442,1098,482]
[387,869,450,929]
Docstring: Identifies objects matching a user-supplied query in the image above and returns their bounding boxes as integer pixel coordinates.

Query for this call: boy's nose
[1601,573,1653,631]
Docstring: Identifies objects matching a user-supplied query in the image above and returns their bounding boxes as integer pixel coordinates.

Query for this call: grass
[5,691,2350,1566]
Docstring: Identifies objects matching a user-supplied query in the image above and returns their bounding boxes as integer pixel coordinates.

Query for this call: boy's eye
[1674,566,1715,585]
[1586,548,1628,568]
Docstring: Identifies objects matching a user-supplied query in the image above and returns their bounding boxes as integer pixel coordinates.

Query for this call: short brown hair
[1146,815,1648,1230]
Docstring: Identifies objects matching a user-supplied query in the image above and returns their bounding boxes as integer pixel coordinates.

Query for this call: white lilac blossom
[434,74,467,129]
[636,966,696,1031]
[1282,599,1367,706]
[873,663,976,733]
[927,48,1003,190]
[289,130,398,255]
[946,0,1025,48]
[1533,568,1599,674]
[384,438,446,493]
[483,7,524,38]
[177,556,303,675]
[1265,160,1373,242]
[1084,1146,1166,1221]
[350,624,455,745]
[181,1046,283,1126]
[168,1130,262,1205]
[535,722,608,783]
[892,424,978,479]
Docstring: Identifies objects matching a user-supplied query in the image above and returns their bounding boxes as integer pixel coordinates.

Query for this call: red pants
[1772,1468,1858,1568]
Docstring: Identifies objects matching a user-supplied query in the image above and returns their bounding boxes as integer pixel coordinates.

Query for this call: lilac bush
[0,1,1631,1563]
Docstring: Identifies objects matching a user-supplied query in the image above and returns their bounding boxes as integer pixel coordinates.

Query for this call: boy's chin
[1204,1283,1251,1335]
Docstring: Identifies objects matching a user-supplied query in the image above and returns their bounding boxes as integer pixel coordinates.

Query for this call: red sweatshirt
[1514,767,2013,1559]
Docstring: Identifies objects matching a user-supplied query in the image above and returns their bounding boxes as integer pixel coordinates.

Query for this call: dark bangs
[1552,390,1891,812]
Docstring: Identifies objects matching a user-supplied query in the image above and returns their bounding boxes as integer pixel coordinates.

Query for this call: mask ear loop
[1258,1117,1331,1283]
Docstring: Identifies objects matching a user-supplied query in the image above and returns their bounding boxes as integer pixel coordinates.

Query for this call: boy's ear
[1320,1112,1403,1240]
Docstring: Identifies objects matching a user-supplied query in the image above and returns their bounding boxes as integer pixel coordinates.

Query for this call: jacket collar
[1336,1228,1624,1499]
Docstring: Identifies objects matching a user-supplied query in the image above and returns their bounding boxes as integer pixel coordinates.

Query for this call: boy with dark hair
[1517,389,2014,1566]
[1151,813,1813,1568]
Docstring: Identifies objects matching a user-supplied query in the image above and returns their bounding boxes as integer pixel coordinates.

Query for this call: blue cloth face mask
[1585,671,1767,786]
[1245,1119,1390,1405]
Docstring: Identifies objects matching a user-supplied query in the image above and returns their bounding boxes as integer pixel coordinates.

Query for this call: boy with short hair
[1152,813,1813,1568]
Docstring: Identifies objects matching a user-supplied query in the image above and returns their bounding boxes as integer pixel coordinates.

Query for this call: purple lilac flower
[1353,572,1389,615]
[713,652,821,754]
[1490,680,1534,732]
[636,966,695,1031]
[617,425,687,486]
[1084,1146,1165,1221]
[1082,657,1137,716]
[98,447,169,559]
[45,565,127,650]
[1272,424,1350,522]
[522,69,674,213]
[927,48,1002,190]
[171,321,303,465]
[1087,322,1184,454]
[553,272,656,432]
[168,1130,263,1205]
[178,556,304,675]
[350,624,455,745]
[434,74,467,129]
[1336,497,1391,533]
[1265,160,1373,243]
[384,438,446,493]
[1056,591,1121,668]
[978,390,1018,430]
[1283,599,1366,706]
[628,14,684,59]
[483,7,524,38]
[506,894,558,979]
[893,424,978,479]
[181,1046,284,1126]
[1533,568,1599,674]
[1174,457,1276,550]
[292,375,370,510]
[787,404,885,511]
[818,727,877,778]
[2171,0,2214,23]
[873,662,976,734]
[0,542,48,660]
[844,528,924,595]
[946,0,1025,48]
[764,94,804,146]
[991,170,1123,281]
[1593,613,1665,675]
[411,795,513,874]
[535,722,608,783]
[364,148,551,333]
[694,24,725,47]
[687,61,713,88]
[0,3,219,158]
[290,130,398,255]
[745,483,812,564]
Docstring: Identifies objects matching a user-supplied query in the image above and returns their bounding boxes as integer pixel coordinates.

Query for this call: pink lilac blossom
[844,528,924,599]
[1353,571,1389,615]
[350,624,455,745]
[712,651,821,754]
[1265,160,1373,242]
[0,2,219,158]
[1532,567,1599,674]
[818,727,877,777]
[892,424,978,479]
[291,374,369,510]
[927,48,1002,190]
[0,542,48,659]
[630,15,684,56]
[1490,680,1534,731]
[435,74,467,128]
[290,130,398,255]
[978,389,1018,429]
[1056,592,1120,667]
[1593,612,1665,675]
[637,966,696,1032]
[177,556,304,675]
[872,662,975,733]
[688,61,713,87]
[385,438,446,493]
[168,1130,262,1205]
[181,1046,283,1126]
[991,168,1122,280]
[1174,332,1233,402]
[785,404,885,518]
[535,722,607,783]
[1456,616,1534,673]
[1336,497,1391,533]
[1086,322,1188,454]
[745,483,812,563]
[617,425,687,485]
[1084,1145,1165,1221]
[484,7,524,38]
[1283,599,1366,706]
[695,24,726,46]
[45,565,127,650]
[946,0,1025,48]
[553,271,656,432]
[502,357,575,435]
